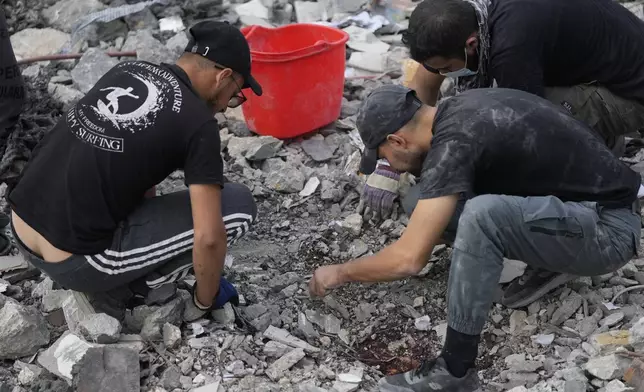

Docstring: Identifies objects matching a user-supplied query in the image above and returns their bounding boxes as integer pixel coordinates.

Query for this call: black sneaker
[378,358,481,392]
[501,267,575,309]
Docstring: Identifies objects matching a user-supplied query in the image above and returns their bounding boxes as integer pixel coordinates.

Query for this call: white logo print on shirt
[67,62,184,153]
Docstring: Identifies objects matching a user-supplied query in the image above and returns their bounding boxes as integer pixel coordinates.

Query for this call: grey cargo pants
[543,84,644,155]
[403,192,640,335]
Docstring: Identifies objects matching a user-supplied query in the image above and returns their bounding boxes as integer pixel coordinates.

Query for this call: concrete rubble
[3,0,644,390]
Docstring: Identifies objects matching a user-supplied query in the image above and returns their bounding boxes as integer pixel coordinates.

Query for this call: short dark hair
[402,0,478,62]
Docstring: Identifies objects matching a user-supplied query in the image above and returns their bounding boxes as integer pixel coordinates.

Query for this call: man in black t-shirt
[361,0,644,308]
[309,85,641,391]
[8,21,260,322]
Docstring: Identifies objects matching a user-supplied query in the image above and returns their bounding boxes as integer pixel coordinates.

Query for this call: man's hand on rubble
[357,161,401,222]
[309,265,346,297]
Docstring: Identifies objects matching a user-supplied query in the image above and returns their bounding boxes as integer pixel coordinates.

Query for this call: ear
[215,67,233,84]
[386,134,406,148]
[465,33,478,53]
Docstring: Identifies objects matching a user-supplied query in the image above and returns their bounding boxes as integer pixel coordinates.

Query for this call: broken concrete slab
[294,1,324,23]
[48,83,84,107]
[0,300,50,359]
[342,25,390,54]
[79,313,122,344]
[584,354,631,380]
[162,323,181,349]
[10,28,70,61]
[550,292,583,326]
[121,30,173,64]
[263,325,320,353]
[265,348,306,381]
[71,49,119,94]
[301,135,337,162]
[38,333,93,380]
[499,259,527,284]
[72,346,140,392]
[141,297,184,340]
[227,136,283,161]
[42,0,106,32]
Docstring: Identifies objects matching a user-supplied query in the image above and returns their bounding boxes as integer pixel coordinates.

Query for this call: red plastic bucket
[241,24,349,139]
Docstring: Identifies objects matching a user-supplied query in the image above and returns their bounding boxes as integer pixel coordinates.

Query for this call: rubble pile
[3,0,644,391]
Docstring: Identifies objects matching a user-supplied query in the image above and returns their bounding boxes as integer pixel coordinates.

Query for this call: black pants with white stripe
[17,183,257,293]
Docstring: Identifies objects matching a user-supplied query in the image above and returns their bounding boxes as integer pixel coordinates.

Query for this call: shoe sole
[502,273,576,309]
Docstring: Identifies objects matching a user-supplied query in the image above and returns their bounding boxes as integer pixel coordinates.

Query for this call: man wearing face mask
[8,21,260,322]
[362,0,644,309]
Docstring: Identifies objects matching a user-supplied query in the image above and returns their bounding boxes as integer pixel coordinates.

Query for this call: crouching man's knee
[222,183,258,243]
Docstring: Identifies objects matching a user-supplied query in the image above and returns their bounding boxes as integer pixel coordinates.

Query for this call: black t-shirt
[487,0,644,101]
[419,88,641,208]
[9,61,223,254]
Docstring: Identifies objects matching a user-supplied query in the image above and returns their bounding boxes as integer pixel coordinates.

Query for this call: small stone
[41,289,70,313]
[71,49,119,94]
[510,310,528,334]
[71,346,139,392]
[601,312,625,327]
[268,272,300,292]
[42,0,105,32]
[323,295,351,319]
[180,356,194,375]
[330,381,359,392]
[297,312,319,339]
[319,364,336,380]
[79,313,122,344]
[584,354,631,380]
[193,381,222,392]
[145,283,177,306]
[591,330,631,354]
[265,348,306,381]
[414,315,431,331]
[16,363,43,386]
[324,314,342,334]
[319,336,332,347]
[507,388,528,392]
[211,303,235,324]
[31,278,54,299]
[551,292,583,326]
[264,325,320,353]
[264,160,306,193]
[244,304,269,319]
[413,297,424,308]
[342,214,363,236]
[349,239,369,258]
[264,340,290,358]
[10,28,70,61]
[556,367,587,382]
[162,323,181,349]
[0,300,50,359]
[605,379,634,392]
[505,353,543,372]
[499,259,527,284]
[564,380,588,392]
[166,31,190,60]
[301,136,335,162]
[121,30,173,64]
[141,298,184,340]
[160,367,182,390]
[337,368,363,383]
[532,334,555,346]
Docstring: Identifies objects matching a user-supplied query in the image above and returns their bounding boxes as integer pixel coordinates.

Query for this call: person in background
[9,21,260,322]
[311,85,641,391]
[360,0,644,308]
[0,10,25,255]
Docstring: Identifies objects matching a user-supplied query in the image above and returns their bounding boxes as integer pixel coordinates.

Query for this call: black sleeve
[419,132,476,200]
[488,9,549,97]
[184,120,224,186]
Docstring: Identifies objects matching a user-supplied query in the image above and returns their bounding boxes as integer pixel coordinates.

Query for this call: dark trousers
[13,184,257,293]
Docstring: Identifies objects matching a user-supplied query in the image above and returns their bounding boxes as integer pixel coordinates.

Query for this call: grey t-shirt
[419,88,640,209]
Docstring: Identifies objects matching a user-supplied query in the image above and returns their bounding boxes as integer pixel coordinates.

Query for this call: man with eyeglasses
[361,0,644,310]
[8,21,260,322]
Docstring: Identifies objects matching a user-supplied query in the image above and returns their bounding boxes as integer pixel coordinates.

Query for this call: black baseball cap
[356,85,422,175]
[186,21,262,96]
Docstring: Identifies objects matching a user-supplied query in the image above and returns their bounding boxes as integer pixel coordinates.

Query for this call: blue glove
[213,277,239,309]
[191,277,239,311]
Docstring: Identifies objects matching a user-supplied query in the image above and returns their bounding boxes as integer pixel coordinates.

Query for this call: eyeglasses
[213,63,247,108]
[228,76,247,108]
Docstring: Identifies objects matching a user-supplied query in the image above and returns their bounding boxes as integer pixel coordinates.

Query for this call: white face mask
[440,48,478,78]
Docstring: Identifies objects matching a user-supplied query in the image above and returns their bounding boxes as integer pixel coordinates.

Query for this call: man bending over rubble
[362,0,644,309]
[8,21,260,321]
[309,85,642,392]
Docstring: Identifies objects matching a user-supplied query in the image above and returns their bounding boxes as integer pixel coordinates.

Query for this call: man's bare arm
[189,183,227,306]
[408,65,445,106]
[339,194,458,283]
